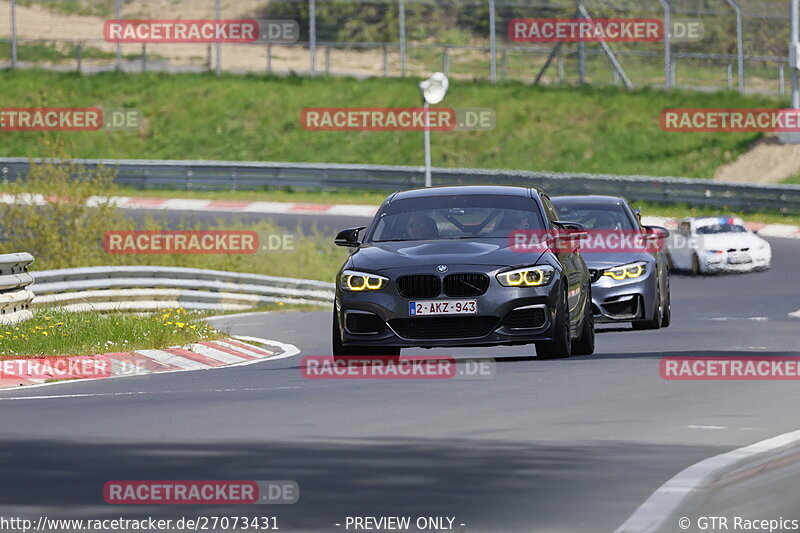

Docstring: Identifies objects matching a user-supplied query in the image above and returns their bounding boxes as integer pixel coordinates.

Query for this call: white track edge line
[614,428,800,533]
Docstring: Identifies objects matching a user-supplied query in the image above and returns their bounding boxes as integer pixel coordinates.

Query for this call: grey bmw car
[332,186,594,358]
[551,195,671,330]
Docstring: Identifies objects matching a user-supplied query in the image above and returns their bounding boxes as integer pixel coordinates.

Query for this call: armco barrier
[0,253,35,325]
[2,158,799,211]
[29,266,335,312]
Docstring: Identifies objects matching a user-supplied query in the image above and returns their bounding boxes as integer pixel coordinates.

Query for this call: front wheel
[572,291,595,356]
[632,282,662,331]
[535,288,571,359]
[661,282,672,328]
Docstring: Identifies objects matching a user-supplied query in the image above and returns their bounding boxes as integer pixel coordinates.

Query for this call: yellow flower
[42,331,48,336]
[175,322,185,328]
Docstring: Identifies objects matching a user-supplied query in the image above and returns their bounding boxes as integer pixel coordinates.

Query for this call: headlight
[497,265,554,287]
[603,261,647,280]
[340,270,388,291]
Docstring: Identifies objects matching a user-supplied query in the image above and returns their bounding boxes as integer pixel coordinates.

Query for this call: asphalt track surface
[1,211,799,533]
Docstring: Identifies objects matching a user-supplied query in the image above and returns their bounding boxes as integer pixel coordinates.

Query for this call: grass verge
[0,308,221,358]
[0,70,781,177]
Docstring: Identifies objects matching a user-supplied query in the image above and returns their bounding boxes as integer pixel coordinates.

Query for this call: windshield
[369,194,545,242]
[551,201,637,230]
[696,223,748,234]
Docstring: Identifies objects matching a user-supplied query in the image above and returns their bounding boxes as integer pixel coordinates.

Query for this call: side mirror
[645,225,669,239]
[552,221,588,249]
[334,227,366,248]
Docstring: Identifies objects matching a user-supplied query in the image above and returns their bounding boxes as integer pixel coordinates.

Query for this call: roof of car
[550,195,626,205]
[390,185,538,201]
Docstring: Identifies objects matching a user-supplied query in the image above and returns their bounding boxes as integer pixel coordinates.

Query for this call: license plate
[727,253,750,264]
[409,299,477,316]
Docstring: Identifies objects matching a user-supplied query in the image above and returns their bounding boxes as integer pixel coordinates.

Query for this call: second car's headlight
[603,261,647,280]
[497,265,554,287]
[340,270,388,291]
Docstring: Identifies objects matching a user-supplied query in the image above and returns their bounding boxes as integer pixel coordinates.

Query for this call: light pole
[419,72,449,188]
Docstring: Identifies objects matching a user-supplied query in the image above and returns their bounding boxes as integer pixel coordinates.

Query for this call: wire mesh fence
[0,0,794,95]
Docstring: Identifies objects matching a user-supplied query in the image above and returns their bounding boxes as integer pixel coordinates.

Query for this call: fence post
[10,0,17,69]
[489,0,497,83]
[309,0,317,76]
[215,0,221,76]
[115,0,121,70]
[725,0,744,93]
[443,46,449,75]
[399,0,407,77]
[325,46,331,75]
[658,0,671,91]
[76,42,82,73]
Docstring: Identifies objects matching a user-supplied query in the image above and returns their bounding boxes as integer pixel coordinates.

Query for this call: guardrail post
[501,49,507,80]
[207,44,212,71]
[142,43,147,72]
[10,0,17,69]
[76,42,82,73]
[325,46,331,75]
[443,47,449,75]
[382,45,388,76]
[780,63,786,96]
[557,50,564,83]
[727,62,733,89]
[186,169,193,190]
[266,44,272,73]
[399,0,407,77]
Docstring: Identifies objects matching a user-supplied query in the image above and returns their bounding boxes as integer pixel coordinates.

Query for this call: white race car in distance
[667,216,771,274]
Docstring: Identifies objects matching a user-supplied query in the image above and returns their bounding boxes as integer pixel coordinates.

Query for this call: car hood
[698,232,766,251]
[350,239,548,272]
[579,251,653,270]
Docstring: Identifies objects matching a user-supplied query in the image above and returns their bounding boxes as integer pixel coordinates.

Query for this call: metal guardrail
[30,266,335,312]
[0,253,35,325]
[2,158,800,211]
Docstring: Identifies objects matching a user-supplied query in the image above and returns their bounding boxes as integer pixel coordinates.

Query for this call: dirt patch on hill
[714,135,800,184]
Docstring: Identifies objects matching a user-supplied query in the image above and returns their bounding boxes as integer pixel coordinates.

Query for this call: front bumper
[336,269,563,349]
[701,250,771,273]
[590,267,657,323]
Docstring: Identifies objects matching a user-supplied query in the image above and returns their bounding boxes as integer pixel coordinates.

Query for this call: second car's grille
[390,316,499,340]
[443,273,489,297]
[397,275,441,298]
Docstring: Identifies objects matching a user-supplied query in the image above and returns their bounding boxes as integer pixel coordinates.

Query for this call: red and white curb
[0,336,299,390]
[4,193,798,238]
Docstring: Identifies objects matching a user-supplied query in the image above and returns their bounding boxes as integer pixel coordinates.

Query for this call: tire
[332,309,400,357]
[660,279,671,328]
[632,281,662,331]
[535,288,572,359]
[571,291,595,356]
[690,253,701,275]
